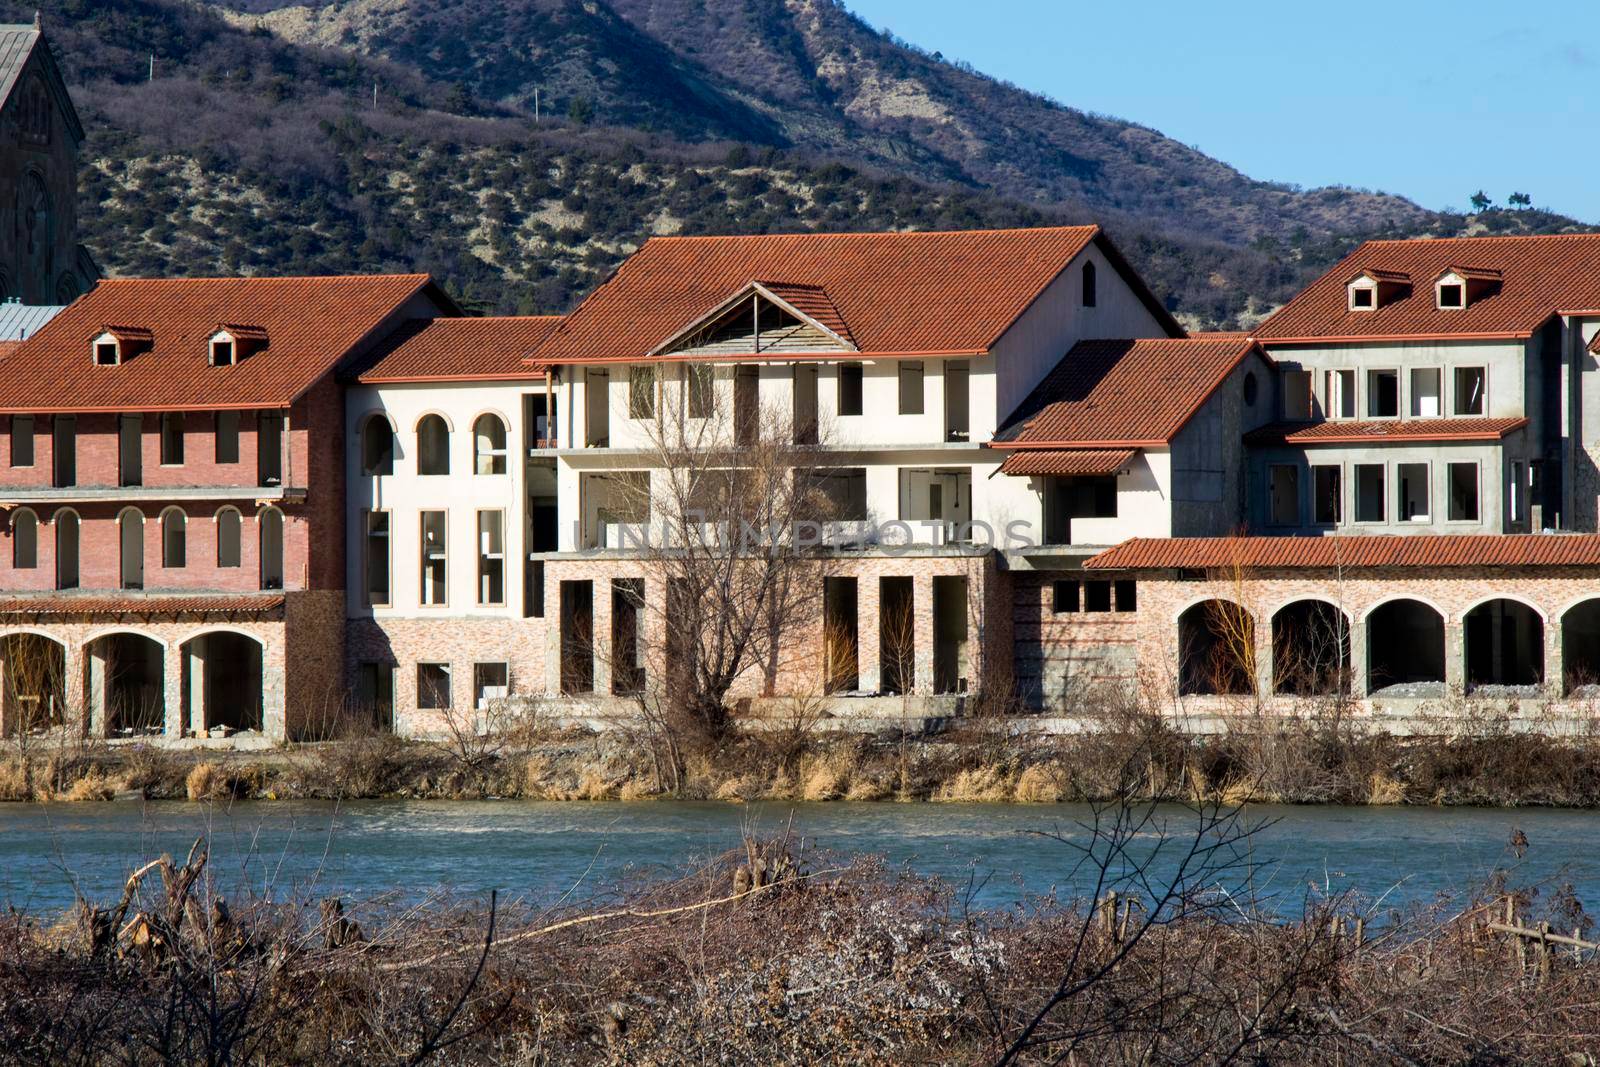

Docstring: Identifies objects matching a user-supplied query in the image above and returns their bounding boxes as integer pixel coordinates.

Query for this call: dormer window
[1346,269,1407,311]
[91,326,152,366]
[1437,283,1464,309]
[210,325,267,366]
[94,339,120,366]
[1434,267,1498,310]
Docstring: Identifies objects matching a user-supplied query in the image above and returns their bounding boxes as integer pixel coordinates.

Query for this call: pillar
[186,638,207,736]
[856,573,881,695]
[163,640,184,738]
[913,572,936,693]
[1547,610,1564,699]
[63,643,86,738]
[1349,617,1369,699]
[87,640,108,737]
[1444,619,1465,696]
[593,577,612,695]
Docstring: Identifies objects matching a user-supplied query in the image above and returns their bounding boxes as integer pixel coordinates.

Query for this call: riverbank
[6,708,1600,806]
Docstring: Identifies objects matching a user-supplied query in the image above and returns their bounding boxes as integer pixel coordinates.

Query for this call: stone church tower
[0,14,95,305]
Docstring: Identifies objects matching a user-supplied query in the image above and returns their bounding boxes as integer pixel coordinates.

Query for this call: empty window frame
[1366,369,1399,418]
[1114,579,1137,612]
[257,414,284,486]
[161,509,186,568]
[119,415,143,486]
[361,415,395,476]
[11,509,37,569]
[364,510,390,606]
[416,415,450,476]
[792,364,819,444]
[216,411,240,464]
[160,413,184,465]
[1448,461,1480,522]
[52,416,74,487]
[628,365,655,419]
[1453,367,1486,415]
[474,662,510,710]
[1083,580,1112,613]
[55,510,78,589]
[815,468,868,521]
[1051,580,1079,613]
[94,340,119,366]
[838,362,864,416]
[473,414,508,475]
[10,415,33,467]
[417,662,450,710]
[1349,285,1375,310]
[1409,367,1441,417]
[1281,369,1311,420]
[1397,462,1430,522]
[1326,370,1356,419]
[420,510,447,605]
[119,509,144,589]
[1081,260,1097,307]
[217,507,242,568]
[1510,461,1526,526]
[477,510,505,606]
[259,508,284,590]
[1313,465,1342,525]
[1268,464,1300,526]
[1437,282,1464,309]
[210,338,235,366]
[687,364,715,419]
[1354,464,1385,523]
[898,360,924,415]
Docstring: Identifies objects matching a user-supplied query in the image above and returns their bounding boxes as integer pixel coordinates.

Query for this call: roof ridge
[1356,232,1600,247]
[98,272,433,284]
[643,224,1099,243]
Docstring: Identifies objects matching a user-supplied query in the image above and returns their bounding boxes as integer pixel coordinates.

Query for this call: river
[0,799,1593,916]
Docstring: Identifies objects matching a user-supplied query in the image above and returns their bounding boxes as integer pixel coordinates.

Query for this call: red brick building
[0,274,456,740]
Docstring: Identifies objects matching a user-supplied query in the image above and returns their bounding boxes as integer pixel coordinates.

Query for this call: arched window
[161,508,187,568]
[473,413,508,475]
[119,508,144,589]
[260,508,284,590]
[1081,260,1097,308]
[54,509,78,589]
[416,414,450,476]
[216,507,242,568]
[361,414,395,476]
[11,509,37,569]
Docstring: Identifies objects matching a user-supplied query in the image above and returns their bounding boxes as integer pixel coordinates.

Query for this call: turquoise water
[0,799,1591,915]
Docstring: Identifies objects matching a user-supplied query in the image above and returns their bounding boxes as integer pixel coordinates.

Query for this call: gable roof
[1257,234,1600,344]
[354,315,562,383]
[994,336,1263,449]
[0,275,449,412]
[651,279,858,355]
[0,22,84,143]
[528,226,1180,365]
[1083,534,1600,571]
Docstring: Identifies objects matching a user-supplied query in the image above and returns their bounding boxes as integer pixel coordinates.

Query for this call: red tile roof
[1083,535,1600,571]
[0,593,286,617]
[1243,417,1527,446]
[1257,234,1600,343]
[528,226,1180,364]
[995,337,1261,448]
[355,315,562,383]
[0,275,451,412]
[755,282,856,348]
[998,449,1136,476]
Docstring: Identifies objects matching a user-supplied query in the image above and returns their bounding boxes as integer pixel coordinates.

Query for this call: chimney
[33,10,41,29]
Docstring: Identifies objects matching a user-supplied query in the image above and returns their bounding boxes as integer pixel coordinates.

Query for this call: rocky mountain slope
[12,0,1589,324]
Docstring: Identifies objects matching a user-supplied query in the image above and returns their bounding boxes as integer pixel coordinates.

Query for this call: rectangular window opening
[1409,367,1441,417]
[687,364,715,419]
[1327,369,1356,419]
[1398,462,1430,522]
[119,415,142,486]
[838,362,864,417]
[1355,464,1385,523]
[1448,462,1480,522]
[898,360,924,416]
[10,415,33,467]
[1114,579,1137,612]
[160,413,185,466]
[628,365,655,419]
[417,663,450,710]
[1083,580,1112,613]
[1051,579,1079,614]
[1268,464,1300,526]
[477,510,505,606]
[1438,283,1464,308]
[1313,465,1342,525]
[215,411,240,464]
[420,510,447,606]
[1453,367,1486,416]
[474,662,510,710]
[1366,369,1398,418]
[365,510,390,606]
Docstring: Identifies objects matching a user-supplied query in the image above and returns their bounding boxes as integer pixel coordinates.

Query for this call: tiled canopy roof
[1243,417,1527,446]
[0,275,449,412]
[1083,535,1600,571]
[995,336,1261,448]
[354,315,562,382]
[1257,234,1600,343]
[0,593,286,617]
[997,449,1136,476]
[528,226,1180,364]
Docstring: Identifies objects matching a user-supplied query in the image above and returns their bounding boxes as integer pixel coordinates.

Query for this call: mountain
[11,0,1592,326]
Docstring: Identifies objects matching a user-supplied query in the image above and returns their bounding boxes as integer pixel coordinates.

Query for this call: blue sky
[843,0,1600,221]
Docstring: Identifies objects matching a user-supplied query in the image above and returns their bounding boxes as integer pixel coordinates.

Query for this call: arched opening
[1178,599,1255,696]
[1272,600,1351,695]
[1,633,65,735]
[118,509,144,589]
[1366,599,1445,696]
[10,508,37,570]
[161,508,187,569]
[416,414,450,476]
[88,632,164,735]
[259,508,284,590]
[54,509,78,589]
[361,414,395,476]
[181,631,263,734]
[473,413,508,475]
[216,507,242,568]
[1464,599,1543,693]
[1562,600,1600,694]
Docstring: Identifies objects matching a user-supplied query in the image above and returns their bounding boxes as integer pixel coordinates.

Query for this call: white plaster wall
[345,381,536,617]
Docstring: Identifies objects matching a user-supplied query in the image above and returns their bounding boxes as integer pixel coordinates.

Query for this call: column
[186,638,207,737]
[1444,618,1465,696]
[1349,617,1369,699]
[856,572,881,695]
[163,640,184,738]
[86,640,108,737]
[592,577,613,695]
